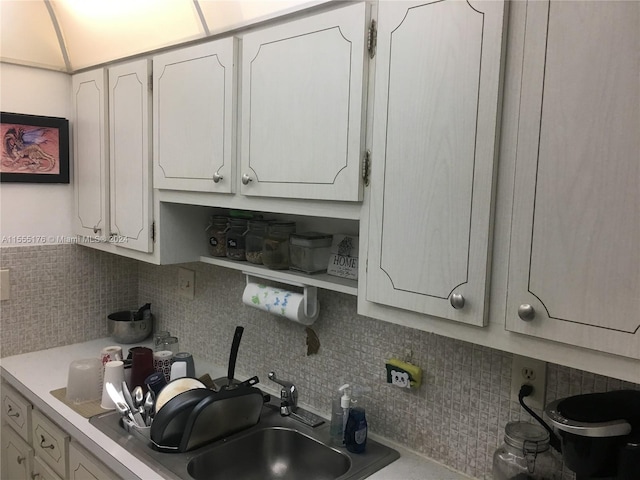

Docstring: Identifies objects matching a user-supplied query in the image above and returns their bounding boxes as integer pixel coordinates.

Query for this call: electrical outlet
[511,355,547,411]
[177,268,195,299]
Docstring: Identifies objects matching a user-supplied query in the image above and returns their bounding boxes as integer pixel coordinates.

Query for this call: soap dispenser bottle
[344,386,367,453]
[329,384,350,446]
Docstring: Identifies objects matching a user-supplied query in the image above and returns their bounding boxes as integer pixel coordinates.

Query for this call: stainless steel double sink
[90,405,399,480]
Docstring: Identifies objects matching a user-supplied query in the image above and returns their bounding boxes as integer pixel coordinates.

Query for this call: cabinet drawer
[68,442,117,480]
[1,383,32,443]
[34,456,64,480]
[31,409,69,479]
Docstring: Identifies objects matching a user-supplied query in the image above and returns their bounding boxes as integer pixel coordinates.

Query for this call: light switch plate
[0,269,10,301]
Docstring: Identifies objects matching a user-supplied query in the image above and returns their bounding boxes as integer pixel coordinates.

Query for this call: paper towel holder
[243,272,318,319]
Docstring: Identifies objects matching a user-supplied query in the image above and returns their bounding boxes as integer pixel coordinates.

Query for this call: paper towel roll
[242,282,318,325]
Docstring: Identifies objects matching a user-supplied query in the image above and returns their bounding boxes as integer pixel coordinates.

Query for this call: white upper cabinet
[364,0,507,327]
[154,39,237,193]
[506,0,640,358]
[72,69,109,238]
[108,60,153,253]
[239,2,368,201]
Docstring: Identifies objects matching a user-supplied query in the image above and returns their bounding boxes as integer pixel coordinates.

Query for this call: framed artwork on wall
[1,112,70,183]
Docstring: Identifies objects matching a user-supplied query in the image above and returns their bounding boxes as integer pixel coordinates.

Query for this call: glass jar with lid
[245,219,270,265]
[262,221,296,270]
[205,215,228,257]
[226,218,249,260]
[493,421,561,480]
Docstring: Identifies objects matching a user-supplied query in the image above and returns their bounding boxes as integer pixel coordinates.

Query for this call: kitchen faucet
[268,371,324,427]
[268,371,298,415]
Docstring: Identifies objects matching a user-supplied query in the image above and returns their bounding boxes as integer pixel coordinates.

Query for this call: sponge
[385,358,422,389]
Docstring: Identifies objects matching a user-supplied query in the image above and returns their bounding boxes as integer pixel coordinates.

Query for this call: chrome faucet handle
[268,371,298,409]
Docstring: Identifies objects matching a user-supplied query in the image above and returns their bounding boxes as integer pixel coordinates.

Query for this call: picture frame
[1,112,70,184]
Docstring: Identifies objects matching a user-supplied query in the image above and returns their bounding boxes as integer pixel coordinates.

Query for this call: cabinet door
[68,443,116,480]
[33,456,63,480]
[506,1,640,358]
[154,38,236,193]
[109,60,153,253]
[240,2,368,201]
[1,426,34,480]
[31,410,68,479]
[72,69,109,239]
[365,0,506,326]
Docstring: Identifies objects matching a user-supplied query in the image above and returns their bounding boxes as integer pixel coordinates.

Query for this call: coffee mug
[172,352,195,378]
[101,346,123,366]
[144,371,167,398]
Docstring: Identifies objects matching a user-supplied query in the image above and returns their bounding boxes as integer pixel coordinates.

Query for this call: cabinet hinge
[151,221,156,243]
[367,19,377,59]
[362,150,371,186]
[148,75,153,92]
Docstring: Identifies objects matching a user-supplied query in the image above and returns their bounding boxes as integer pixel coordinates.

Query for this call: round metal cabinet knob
[213,172,223,183]
[241,174,253,185]
[518,304,536,321]
[450,293,465,309]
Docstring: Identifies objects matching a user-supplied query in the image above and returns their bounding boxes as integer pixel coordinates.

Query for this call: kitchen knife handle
[227,326,244,381]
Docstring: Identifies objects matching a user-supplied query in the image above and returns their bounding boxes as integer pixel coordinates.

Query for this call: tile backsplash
[0,245,138,357]
[1,244,637,479]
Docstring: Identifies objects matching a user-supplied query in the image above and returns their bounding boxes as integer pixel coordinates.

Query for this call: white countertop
[1,338,469,480]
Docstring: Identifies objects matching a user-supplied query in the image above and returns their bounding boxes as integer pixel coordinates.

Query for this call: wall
[0,63,75,241]
[0,244,137,357]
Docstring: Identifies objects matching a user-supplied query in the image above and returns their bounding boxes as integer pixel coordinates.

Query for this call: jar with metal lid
[205,215,228,257]
[245,219,270,265]
[262,221,296,270]
[493,422,561,480]
[226,218,248,260]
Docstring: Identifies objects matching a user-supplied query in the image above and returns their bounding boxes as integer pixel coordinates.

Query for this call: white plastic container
[289,232,333,274]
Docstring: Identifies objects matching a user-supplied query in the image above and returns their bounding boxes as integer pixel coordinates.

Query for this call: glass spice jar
[226,218,249,260]
[493,422,561,480]
[205,215,228,257]
[245,219,270,265]
[262,221,296,270]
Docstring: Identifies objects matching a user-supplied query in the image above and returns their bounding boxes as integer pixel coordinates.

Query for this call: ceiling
[0,0,321,73]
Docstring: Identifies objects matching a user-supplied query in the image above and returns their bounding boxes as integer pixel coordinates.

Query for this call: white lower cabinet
[1,384,116,480]
[68,443,114,480]
[1,427,34,480]
[32,409,69,479]
[34,456,64,480]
